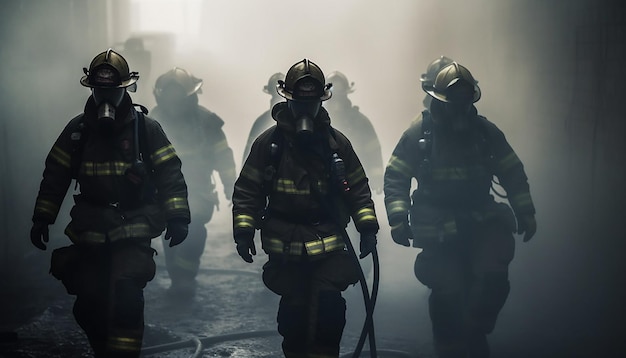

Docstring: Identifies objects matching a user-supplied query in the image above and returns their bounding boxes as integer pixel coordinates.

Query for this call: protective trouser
[163,206,213,290]
[262,251,359,358]
[61,240,156,357]
[414,220,514,358]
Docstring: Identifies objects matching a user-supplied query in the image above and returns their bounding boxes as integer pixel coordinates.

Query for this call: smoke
[2,0,624,356]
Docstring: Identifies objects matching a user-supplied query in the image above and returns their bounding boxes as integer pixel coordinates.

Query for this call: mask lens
[93,87,125,107]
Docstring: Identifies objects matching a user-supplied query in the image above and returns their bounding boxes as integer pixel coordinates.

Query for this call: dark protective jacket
[325,98,383,193]
[151,104,236,216]
[233,102,379,258]
[384,105,535,245]
[32,95,190,245]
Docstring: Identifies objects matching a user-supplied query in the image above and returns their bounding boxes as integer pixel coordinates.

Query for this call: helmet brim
[80,75,139,88]
[425,84,481,103]
[277,86,332,101]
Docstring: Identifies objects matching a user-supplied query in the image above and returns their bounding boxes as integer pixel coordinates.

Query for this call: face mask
[93,87,125,121]
[288,100,321,140]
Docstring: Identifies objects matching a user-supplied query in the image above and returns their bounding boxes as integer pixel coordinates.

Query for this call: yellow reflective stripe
[386,155,412,177]
[80,161,130,176]
[386,200,409,217]
[163,197,189,211]
[173,255,197,272]
[240,165,263,184]
[66,223,155,245]
[413,218,457,239]
[354,207,377,225]
[510,192,533,209]
[234,214,256,229]
[304,235,344,255]
[498,151,521,171]
[264,236,345,256]
[275,178,310,195]
[106,336,142,352]
[264,238,304,255]
[212,138,229,153]
[431,167,468,180]
[34,198,60,217]
[347,166,366,185]
[49,145,71,168]
[151,144,177,166]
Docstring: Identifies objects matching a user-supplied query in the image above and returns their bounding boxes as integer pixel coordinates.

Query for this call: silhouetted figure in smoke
[233,59,378,357]
[324,71,383,194]
[30,49,190,357]
[151,67,237,298]
[242,72,285,162]
[384,62,537,358]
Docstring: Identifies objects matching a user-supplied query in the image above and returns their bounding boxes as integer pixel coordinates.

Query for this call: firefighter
[384,62,536,358]
[151,67,237,297]
[242,72,285,162]
[30,49,190,357]
[232,58,379,357]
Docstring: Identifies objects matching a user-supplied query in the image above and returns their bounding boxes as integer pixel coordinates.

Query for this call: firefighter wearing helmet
[242,72,285,161]
[30,49,190,357]
[150,67,237,298]
[233,59,379,357]
[384,61,536,357]
[420,55,455,110]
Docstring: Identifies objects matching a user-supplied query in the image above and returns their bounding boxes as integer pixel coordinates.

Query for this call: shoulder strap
[70,115,87,180]
[262,126,284,195]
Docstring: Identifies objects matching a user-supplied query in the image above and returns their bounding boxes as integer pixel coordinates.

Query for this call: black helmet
[326,71,355,95]
[80,48,139,88]
[263,72,285,95]
[153,67,203,100]
[420,56,454,89]
[425,62,481,103]
[277,59,332,101]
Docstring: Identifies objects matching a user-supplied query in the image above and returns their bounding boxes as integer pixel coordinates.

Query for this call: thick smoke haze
[1,0,624,356]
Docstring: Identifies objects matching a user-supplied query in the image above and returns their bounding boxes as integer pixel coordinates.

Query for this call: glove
[164,219,189,247]
[30,221,50,251]
[516,214,537,242]
[390,221,412,247]
[235,233,256,263]
[359,233,377,259]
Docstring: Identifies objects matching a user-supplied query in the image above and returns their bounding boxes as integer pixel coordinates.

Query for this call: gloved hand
[516,214,537,242]
[359,233,377,259]
[164,219,189,247]
[390,221,412,247]
[30,221,50,251]
[235,233,256,263]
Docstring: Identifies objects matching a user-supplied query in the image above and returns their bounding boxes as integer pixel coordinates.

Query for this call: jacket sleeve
[383,119,423,226]
[32,117,81,224]
[231,130,272,239]
[336,130,379,235]
[207,114,237,201]
[486,120,536,217]
[145,116,190,223]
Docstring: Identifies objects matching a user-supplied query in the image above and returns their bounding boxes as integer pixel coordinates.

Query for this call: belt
[264,235,345,256]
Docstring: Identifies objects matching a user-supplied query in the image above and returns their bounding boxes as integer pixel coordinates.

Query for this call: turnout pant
[262,251,360,358]
[414,220,515,358]
[52,240,156,357]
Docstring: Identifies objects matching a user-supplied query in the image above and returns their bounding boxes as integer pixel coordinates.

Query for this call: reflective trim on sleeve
[240,165,264,185]
[347,166,366,185]
[386,200,409,217]
[234,214,256,230]
[151,144,177,166]
[163,197,189,212]
[34,198,60,217]
[386,155,413,177]
[354,207,377,225]
[106,336,142,353]
[510,192,533,210]
[498,151,522,171]
[49,145,71,168]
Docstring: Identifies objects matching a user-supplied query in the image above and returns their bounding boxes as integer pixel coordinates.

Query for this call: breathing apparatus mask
[93,87,126,122]
[288,99,321,142]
